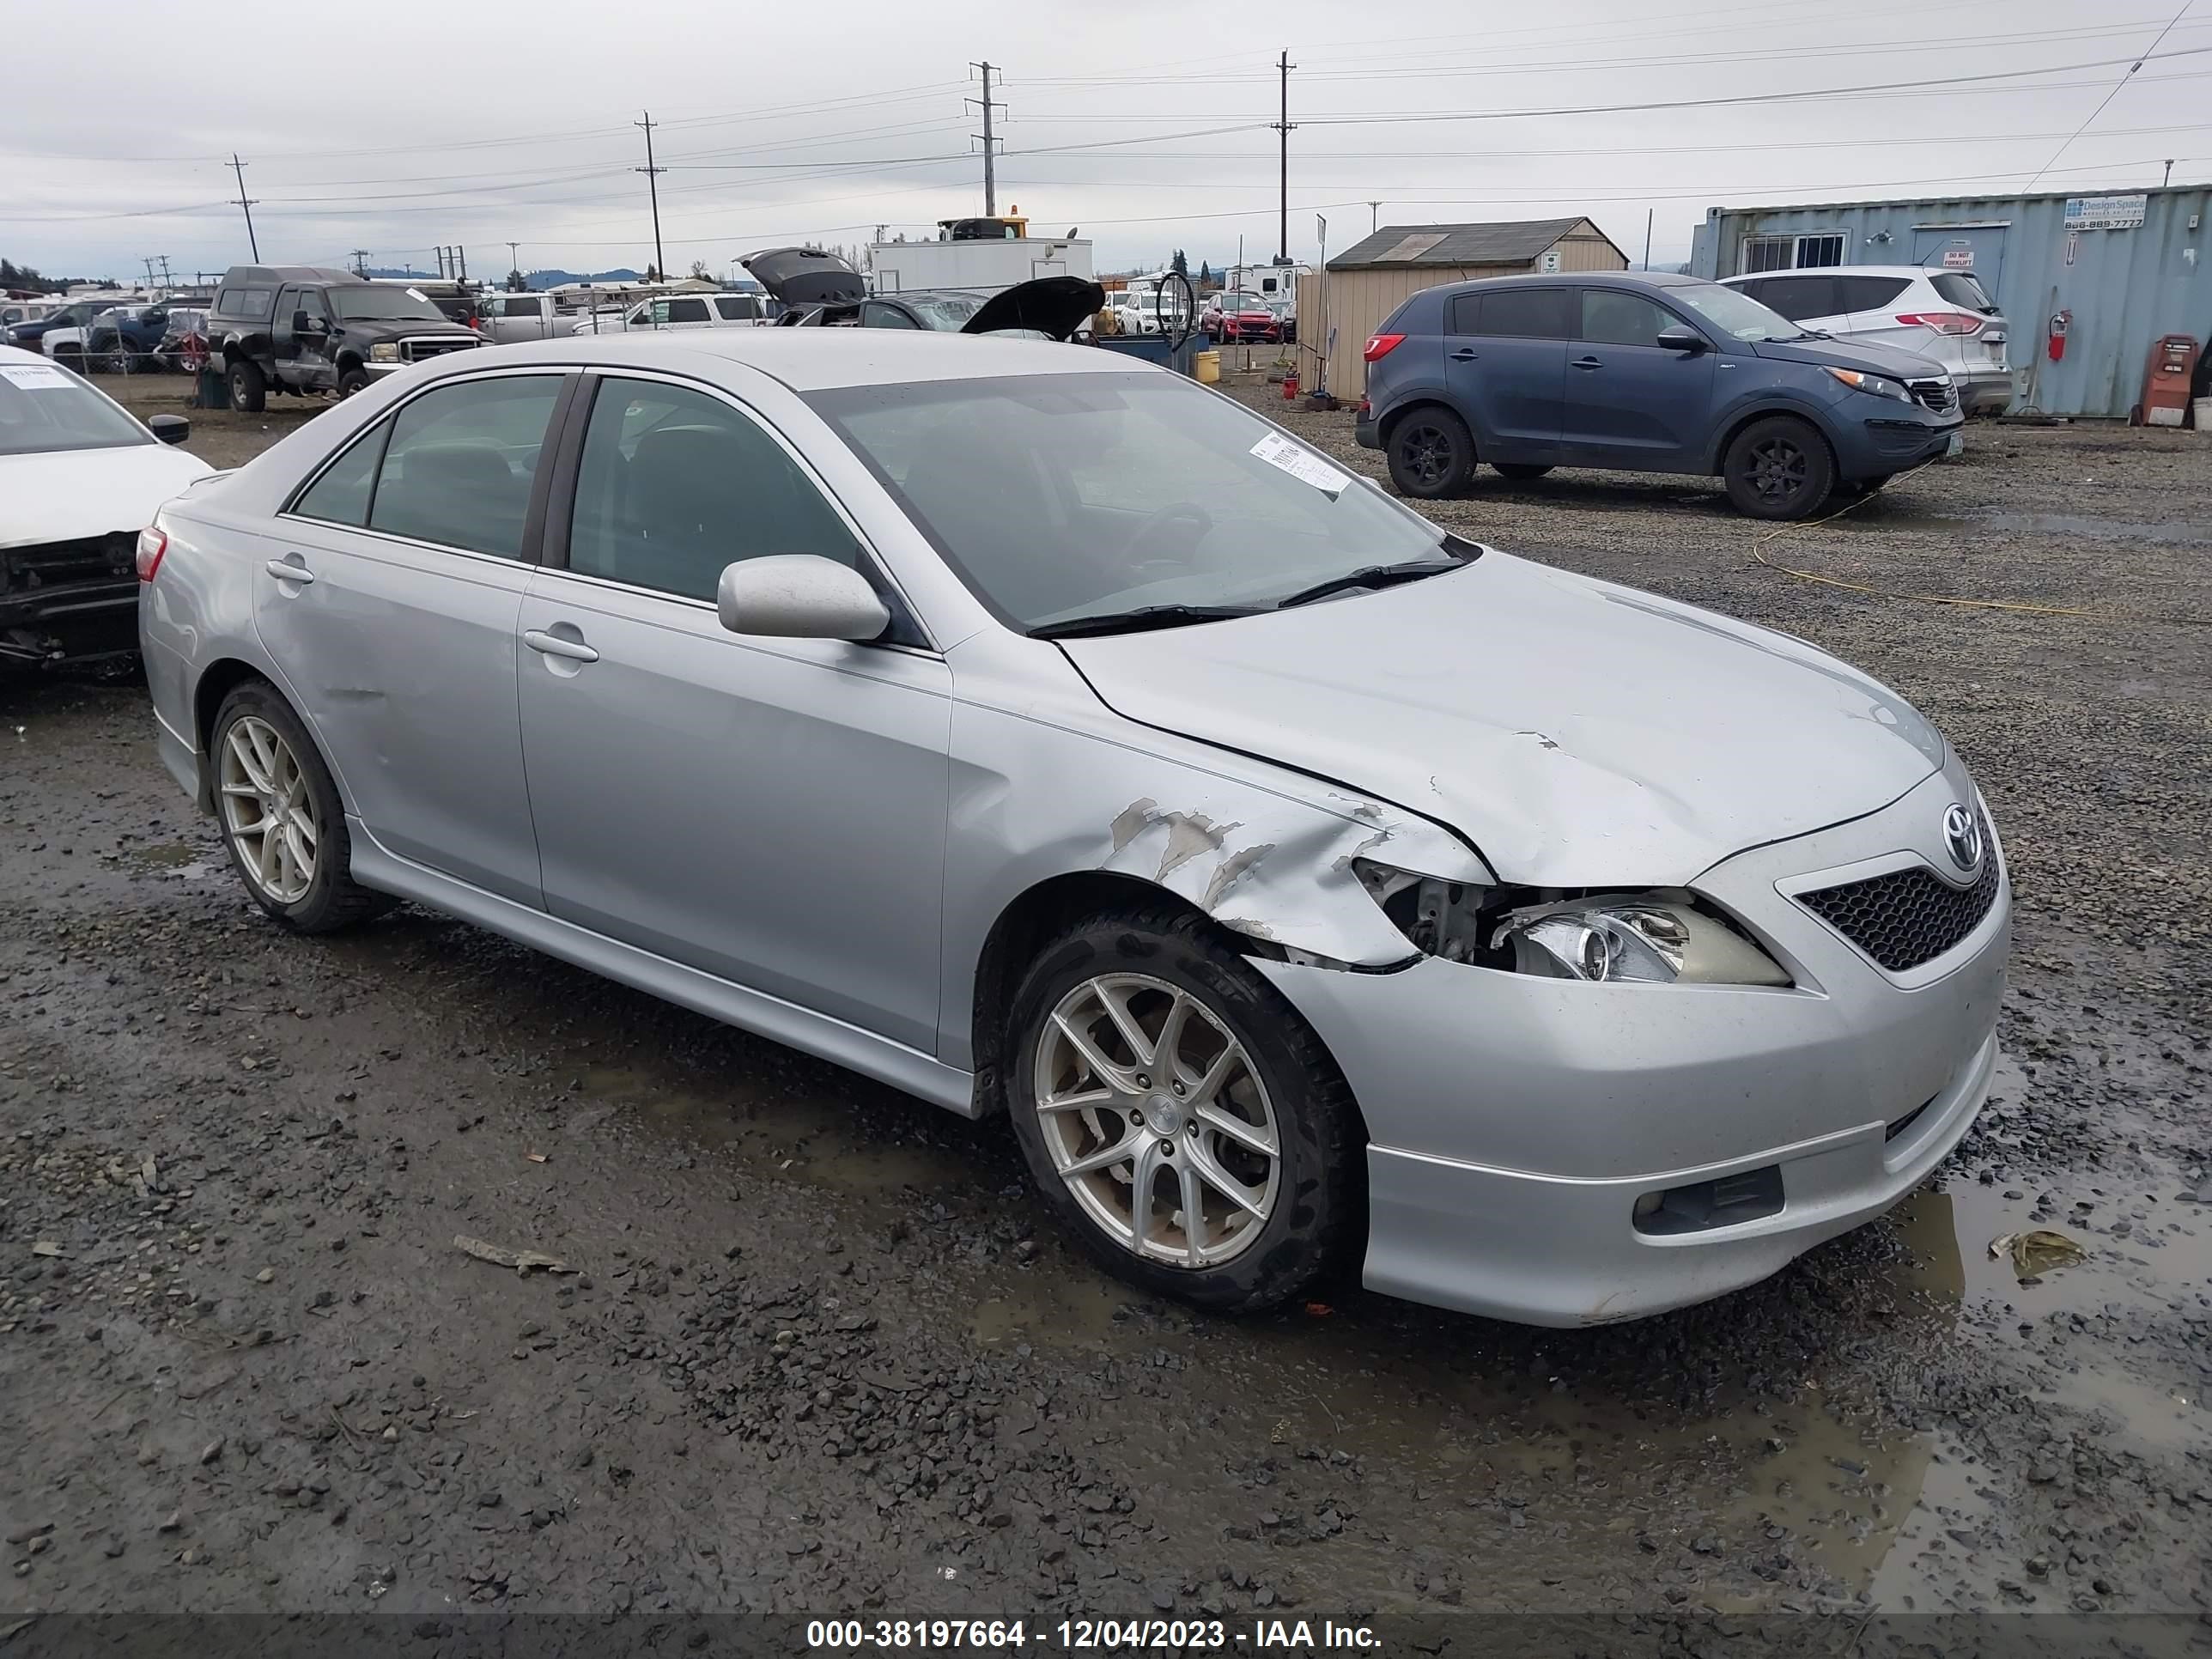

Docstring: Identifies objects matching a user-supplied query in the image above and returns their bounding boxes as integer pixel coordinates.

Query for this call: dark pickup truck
[207,265,484,410]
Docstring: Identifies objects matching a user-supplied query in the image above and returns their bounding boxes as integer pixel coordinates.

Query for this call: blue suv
[1356,271,1964,520]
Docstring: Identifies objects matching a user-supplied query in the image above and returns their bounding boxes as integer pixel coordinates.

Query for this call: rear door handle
[523,628,599,664]
[263,556,314,584]
[1571,356,1603,369]
[1449,348,1478,362]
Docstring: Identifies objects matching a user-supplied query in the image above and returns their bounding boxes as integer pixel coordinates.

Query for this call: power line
[2025,1,2197,187]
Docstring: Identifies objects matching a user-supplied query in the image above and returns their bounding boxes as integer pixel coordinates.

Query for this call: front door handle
[263,556,314,584]
[1571,356,1603,369]
[523,628,599,664]
[1449,347,1478,362]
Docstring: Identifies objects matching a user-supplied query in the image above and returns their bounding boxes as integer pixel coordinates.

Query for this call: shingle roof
[1326,217,1586,270]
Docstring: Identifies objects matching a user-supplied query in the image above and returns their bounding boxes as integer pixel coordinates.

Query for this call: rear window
[1929,272,1996,313]
[217,287,275,321]
[1448,287,1571,339]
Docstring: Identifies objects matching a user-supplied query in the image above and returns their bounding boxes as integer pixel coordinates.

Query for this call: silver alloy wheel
[1031,973,1281,1268]
[218,715,318,903]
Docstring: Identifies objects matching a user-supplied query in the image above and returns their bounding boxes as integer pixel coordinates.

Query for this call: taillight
[136,526,167,582]
[1894,312,1983,335]
[1364,331,1406,362]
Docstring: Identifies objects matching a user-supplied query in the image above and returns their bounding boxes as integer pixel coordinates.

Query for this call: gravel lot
[1,373,2207,1637]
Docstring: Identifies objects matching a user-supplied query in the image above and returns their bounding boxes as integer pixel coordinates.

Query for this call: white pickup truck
[566,293,772,337]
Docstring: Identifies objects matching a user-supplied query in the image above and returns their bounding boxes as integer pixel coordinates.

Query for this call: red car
[1203,292,1281,343]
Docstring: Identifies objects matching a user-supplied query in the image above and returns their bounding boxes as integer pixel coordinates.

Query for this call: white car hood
[0,443,214,549]
[1058,551,1946,886]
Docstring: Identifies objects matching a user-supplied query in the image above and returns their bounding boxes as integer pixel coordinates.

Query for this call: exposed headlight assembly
[1492,895,1790,986]
[1353,860,1790,987]
[1822,366,1910,402]
[369,343,400,362]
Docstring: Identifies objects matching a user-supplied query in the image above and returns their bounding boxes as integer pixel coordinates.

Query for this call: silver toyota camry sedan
[137,331,2009,1326]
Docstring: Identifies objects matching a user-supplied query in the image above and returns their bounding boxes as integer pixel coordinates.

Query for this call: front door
[257,370,568,905]
[1557,288,1717,472]
[1442,285,1569,463]
[516,372,951,1050]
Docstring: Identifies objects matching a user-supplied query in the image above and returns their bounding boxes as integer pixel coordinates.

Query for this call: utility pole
[635,112,666,279]
[1366,200,1381,234]
[350,249,370,277]
[228,154,259,262]
[1273,51,1296,264]
[155,255,173,289]
[2162,158,2175,185]
[1643,208,1654,270]
[507,240,521,288]
[969,63,1003,216]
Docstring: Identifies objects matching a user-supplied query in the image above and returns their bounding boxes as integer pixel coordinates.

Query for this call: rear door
[1443,287,1569,462]
[1558,288,1716,472]
[258,369,572,905]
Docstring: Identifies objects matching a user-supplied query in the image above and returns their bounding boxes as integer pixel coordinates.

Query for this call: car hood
[1751,334,1947,380]
[962,276,1106,342]
[1057,551,1946,886]
[0,442,214,548]
[339,319,478,341]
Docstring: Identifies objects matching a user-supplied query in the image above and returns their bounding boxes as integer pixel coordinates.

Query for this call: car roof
[442,327,1146,393]
[1722,265,1951,281]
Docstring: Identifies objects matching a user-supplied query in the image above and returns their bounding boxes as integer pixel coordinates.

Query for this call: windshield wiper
[1030,603,1263,640]
[1273,558,1466,610]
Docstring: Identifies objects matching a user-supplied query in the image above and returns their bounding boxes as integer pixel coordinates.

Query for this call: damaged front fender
[938,650,1492,1070]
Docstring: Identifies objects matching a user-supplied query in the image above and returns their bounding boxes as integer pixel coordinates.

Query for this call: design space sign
[2063,193,2147,231]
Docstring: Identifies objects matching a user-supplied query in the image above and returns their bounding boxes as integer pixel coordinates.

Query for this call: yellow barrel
[1194,349,1221,385]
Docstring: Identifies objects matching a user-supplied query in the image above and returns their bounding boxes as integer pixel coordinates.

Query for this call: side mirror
[148,414,191,446]
[716,555,890,642]
[1656,324,1707,354]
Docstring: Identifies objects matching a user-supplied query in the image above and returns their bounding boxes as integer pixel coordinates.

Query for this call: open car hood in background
[961,276,1104,342]
[742,246,866,307]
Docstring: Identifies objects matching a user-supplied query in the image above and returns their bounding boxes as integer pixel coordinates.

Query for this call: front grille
[400,337,480,364]
[1796,817,2000,972]
[1908,377,1958,416]
[2,532,136,594]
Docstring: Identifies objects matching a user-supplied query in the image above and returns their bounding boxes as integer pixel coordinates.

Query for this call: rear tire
[1003,905,1358,1315]
[1386,406,1475,499]
[1493,462,1553,481]
[1723,415,1834,520]
[210,683,395,934]
[227,357,266,414]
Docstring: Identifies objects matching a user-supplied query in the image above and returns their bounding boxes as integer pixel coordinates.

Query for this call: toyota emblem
[1942,803,1983,872]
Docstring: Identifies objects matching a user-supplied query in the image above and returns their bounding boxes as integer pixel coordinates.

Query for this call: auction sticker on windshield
[1,363,73,391]
[1249,430,1350,498]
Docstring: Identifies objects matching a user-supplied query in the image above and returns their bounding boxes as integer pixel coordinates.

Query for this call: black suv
[207,265,484,410]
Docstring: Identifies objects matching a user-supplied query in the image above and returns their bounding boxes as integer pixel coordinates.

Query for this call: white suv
[567,293,770,336]
[1720,266,2013,416]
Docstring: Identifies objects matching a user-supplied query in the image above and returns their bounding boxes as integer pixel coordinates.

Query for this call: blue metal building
[1690,185,2211,419]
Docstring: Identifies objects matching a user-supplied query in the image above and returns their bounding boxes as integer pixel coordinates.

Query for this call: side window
[566,378,861,602]
[1759,276,1839,322]
[713,295,757,320]
[367,375,563,558]
[226,288,275,322]
[291,422,391,527]
[1730,278,1770,307]
[859,301,921,330]
[1578,289,1678,347]
[664,297,711,324]
[1446,292,1480,335]
[1837,275,1910,312]
[298,288,331,328]
[1474,288,1571,339]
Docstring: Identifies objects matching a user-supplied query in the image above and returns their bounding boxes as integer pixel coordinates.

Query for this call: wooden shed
[1306,216,1628,398]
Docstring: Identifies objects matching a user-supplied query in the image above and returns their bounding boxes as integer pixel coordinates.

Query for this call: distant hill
[524,268,641,289]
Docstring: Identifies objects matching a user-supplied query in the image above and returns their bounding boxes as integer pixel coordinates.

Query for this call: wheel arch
[190,658,277,810]
[1705,399,1837,476]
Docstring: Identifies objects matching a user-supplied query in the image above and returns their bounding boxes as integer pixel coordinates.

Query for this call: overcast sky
[7,0,2209,285]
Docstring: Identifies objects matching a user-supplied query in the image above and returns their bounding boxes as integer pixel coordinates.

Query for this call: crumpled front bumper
[1254,763,2010,1326]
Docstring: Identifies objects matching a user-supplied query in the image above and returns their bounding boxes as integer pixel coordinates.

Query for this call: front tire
[210,683,394,933]
[336,363,370,399]
[227,357,266,413]
[1004,907,1358,1314]
[1723,415,1834,520]
[1385,406,1475,499]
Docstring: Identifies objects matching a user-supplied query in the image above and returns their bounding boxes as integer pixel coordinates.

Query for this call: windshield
[905,292,988,330]
[809,371,1456,633]
[1672,280,1802,342]
[0,359,151,455]
[330,286,448,323]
